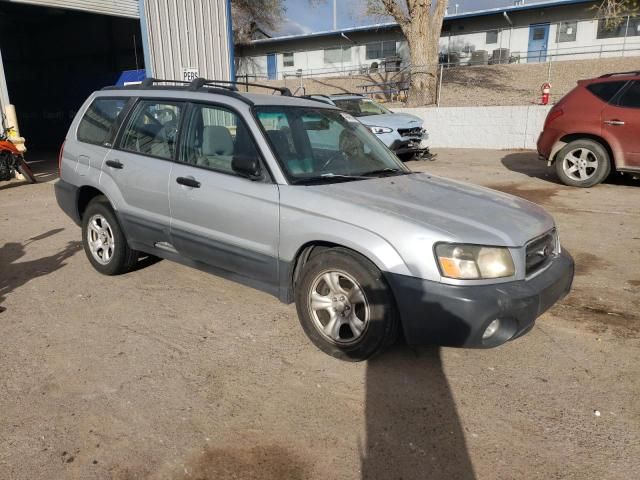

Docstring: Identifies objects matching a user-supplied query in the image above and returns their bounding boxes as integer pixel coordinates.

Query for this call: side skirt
[129,241,282,300]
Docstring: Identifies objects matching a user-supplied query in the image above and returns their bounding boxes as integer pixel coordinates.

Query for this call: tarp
[115,69,147,86]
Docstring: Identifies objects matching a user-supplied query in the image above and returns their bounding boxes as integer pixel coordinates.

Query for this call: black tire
[17,158,37,184]
[81,196,138,275]
[555,139,611,187]
[294,248,398,361]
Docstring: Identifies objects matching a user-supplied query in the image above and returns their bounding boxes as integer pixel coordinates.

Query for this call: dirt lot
[261,57,640,107]
[1,150,639,479]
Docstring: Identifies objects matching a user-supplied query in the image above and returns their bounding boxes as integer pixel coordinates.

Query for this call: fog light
[483,319,501,340]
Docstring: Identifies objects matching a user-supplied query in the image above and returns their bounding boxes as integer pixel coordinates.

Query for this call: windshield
[332,98,392,117]
[254,106,409,184]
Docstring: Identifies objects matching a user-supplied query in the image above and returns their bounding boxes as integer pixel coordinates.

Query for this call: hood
[357,112,423,129]
[306,173,554,247]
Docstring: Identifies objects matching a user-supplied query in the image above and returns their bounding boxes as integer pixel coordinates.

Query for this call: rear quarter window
[616,81,640,108]
[586,81,627,103]
[77,98,128,146]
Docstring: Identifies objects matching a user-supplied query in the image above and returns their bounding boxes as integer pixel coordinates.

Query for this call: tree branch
[431,0,448,35]
[380,0,410,26]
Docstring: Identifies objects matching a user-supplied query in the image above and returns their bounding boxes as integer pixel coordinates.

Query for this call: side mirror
[232,154,263,181]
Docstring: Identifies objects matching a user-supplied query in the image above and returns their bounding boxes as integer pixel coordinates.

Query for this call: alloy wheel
[86,214,115,265]
[562,148,598,181]
[308,270,370,345]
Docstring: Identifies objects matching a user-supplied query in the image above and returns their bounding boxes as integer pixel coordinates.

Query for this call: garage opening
[0,3,144,155]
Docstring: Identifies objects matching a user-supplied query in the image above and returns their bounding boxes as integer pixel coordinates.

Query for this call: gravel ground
[1,150,639,479]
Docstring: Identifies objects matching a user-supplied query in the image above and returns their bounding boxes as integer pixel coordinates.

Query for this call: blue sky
[274,0,529,35]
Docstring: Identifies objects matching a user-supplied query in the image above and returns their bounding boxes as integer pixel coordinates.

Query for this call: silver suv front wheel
[308,270,370,345]
[295,248,398,361]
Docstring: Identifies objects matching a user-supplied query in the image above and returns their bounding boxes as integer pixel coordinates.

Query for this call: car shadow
[501,151,640,187]
[361,345,476,480]
[130,253,163,272]
[501,151,563,185]
[0,229,81,313]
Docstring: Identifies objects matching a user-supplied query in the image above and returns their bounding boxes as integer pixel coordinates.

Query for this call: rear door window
[77,97,128,146]
[616,81,640,108]
[119,101,183,160]
[587,81,627,103]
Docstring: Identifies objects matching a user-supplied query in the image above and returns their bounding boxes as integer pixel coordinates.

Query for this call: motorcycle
[0,115,36,184]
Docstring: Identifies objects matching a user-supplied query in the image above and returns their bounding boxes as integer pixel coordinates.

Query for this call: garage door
[6,0,139,18]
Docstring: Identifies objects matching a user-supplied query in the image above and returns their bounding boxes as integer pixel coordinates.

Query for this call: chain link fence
[435,47,640,107]
[237,47,640,107]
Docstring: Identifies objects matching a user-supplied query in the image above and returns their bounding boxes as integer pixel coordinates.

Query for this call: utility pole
[333,0,337,30]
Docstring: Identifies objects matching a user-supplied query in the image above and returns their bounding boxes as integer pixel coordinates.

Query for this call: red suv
[537,71,640,187]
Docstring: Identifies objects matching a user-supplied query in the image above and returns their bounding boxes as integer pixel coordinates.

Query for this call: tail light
[58,141,65,173]
[544,108,563,129]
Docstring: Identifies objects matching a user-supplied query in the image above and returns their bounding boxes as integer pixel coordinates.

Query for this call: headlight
[368,126,393,134]
[435,243,515,279]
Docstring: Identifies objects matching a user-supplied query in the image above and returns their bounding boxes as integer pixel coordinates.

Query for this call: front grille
[525,230,556,276]
[397,127,424,138]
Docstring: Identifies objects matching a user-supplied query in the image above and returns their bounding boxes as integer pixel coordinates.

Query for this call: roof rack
[141,78,188,87]
[103,77,251,104]
[102,77,293,106]
[138,77,238,92]
[324,92,365,97]
[299,94,335,105]
[599,71,640,78]
[220,78,292,96]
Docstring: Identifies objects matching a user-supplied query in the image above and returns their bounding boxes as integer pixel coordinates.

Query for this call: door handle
[604,119,625,126]
[105,159,124,169]
[176,176,201,188]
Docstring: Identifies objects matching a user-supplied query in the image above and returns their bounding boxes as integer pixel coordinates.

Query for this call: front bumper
[374,130,429,154]
[384,250,574,348]
[389,138,429,155]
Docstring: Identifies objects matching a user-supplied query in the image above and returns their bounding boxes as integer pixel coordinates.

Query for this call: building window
[365,41,397,60]
[597,16,640,39]
[283,52,294,67]
[324,46,351,64]
[532,27,546,40]
[486,30,498,44]
[556,21,577,42]
[629,16,640,36]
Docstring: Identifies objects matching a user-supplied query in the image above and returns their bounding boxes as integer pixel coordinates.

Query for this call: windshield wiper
[321,173,370,179]
[361,168,409,177]
[290,173,369,185]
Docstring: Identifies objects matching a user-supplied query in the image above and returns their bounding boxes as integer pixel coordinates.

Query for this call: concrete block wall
[394,105,553,150]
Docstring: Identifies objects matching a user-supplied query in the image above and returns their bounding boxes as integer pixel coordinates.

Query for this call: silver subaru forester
[55,78,574,361]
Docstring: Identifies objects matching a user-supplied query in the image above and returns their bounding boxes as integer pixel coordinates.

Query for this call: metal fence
[237,44,640,107]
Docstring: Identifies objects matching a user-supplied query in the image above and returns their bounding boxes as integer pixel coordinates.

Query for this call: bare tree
[594,0,639,26]
[368,0,448,106]
[232,0,285,44]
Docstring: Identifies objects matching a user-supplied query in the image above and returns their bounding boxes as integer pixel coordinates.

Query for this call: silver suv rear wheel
[86,214,115,265]
[81,196,138,275]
